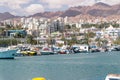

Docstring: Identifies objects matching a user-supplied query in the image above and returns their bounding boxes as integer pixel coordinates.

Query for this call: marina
[1,0,120,80]
[0,51,120,80]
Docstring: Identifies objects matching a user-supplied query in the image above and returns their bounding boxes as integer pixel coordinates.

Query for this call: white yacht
[105,74,120,80]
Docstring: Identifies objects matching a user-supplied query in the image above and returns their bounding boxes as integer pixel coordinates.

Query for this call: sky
[0,0,120,16]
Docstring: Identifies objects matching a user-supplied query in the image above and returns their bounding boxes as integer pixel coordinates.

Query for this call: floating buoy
[32,77,46,80]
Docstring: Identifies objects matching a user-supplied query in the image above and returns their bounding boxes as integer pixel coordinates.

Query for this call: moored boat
[16,47,37,56]
[0,48,17,59]
[40,47,54,55]
[105,74,120,80]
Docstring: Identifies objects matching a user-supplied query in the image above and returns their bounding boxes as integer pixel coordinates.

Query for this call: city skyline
[0,0,120,16]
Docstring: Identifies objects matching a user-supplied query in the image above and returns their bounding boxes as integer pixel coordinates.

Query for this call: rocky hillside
[1,2,120,20]
[0,12,19,21]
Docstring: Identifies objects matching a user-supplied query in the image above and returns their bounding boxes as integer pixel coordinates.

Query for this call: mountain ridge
[26,2,120,18]
[1,2,120,21]
[0,12,19,21]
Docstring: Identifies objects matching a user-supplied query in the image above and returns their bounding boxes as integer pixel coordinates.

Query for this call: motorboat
[40,47,54,55]
[16,47,37,56]
[105,74,120,80]
[0,48,17,59]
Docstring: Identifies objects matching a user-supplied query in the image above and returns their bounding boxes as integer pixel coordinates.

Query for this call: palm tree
[113,37,120,45]
[83,31,95,45]
[46,35,52,45]
[0,28,5,38]
[26,34,36,44]
[95,38,104,47]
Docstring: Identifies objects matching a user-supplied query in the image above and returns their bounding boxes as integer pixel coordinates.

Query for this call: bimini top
[105,74,120,80]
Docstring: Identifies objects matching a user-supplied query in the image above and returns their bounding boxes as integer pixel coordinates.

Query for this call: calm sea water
[0,52,120,80]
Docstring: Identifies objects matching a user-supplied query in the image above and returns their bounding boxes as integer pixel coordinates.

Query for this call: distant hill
[30,11,63,18]
[0,12,19,21]
[30,2,120,18]
[1,2,120,20]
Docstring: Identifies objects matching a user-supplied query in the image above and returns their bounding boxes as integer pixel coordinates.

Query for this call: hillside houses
[0,16,120,47]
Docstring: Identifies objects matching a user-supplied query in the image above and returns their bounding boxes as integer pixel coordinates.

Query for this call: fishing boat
[40,47,54,55]
[0,48,17,59]
[105,74,120,80]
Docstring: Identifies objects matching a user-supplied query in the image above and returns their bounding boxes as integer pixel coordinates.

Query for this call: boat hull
[0,49,17,59]
[105,74,120,80]
[40,51,54,55]
[0,57,14,59]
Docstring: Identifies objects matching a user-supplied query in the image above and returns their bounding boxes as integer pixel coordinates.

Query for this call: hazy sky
[0,0,120,16]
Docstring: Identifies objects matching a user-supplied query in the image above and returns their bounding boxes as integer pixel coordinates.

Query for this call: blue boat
[0,49,17,59]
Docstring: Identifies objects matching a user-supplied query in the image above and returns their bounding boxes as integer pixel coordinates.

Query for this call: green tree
[0,28,6,38]
[26,35,37,44]
[112,23,119,28]
[95,38,108,47]
[82,32,95,45]
[64,24,71,30]
[113,37,120,45]
[87,31,96,38]
[0,39,18,47]
[102,39,108,46]
[14,32,25,38]
[46,36,52,45]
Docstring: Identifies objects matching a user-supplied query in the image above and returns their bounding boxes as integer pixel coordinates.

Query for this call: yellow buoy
[32,77,46,80]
